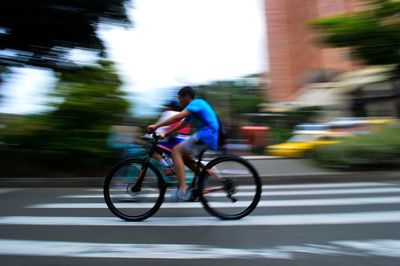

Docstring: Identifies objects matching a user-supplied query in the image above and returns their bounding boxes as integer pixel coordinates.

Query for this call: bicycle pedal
[131,187,141,193]
[229,196,238,203]
[187,196,199,202]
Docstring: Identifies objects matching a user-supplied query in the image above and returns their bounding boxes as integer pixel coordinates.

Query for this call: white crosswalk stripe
[26,196,400,209]
[1,182,400,260]
[84,182,395,192]
[0,188,21,195]
[2,211,400,226]
[1,238,400,259]
[22,182,399,210]
[13,182,400,224]
[62,187,400,198]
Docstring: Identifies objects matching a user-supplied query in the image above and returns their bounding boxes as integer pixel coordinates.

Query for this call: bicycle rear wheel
[103,158,166,221]
[199,156,262,220]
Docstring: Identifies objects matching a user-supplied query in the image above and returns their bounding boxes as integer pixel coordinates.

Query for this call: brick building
[265,0,362,102]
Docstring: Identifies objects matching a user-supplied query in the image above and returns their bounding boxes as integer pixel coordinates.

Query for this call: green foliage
[192,78,266,145]
[0,0,132,70]
[0,1,134,176]
[0,61,130,176]
[314,125,400,169]
[194,79,264,117]
[311,0,400,67]
[270,127,293,144]
[51,60,128,130]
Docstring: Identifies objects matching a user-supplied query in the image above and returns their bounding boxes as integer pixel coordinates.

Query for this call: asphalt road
[1,158,399,187]
[1,180,400,265]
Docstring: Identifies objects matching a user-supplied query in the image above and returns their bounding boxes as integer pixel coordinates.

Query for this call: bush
[0,148,117,177]
[0,61,130,177]
[314,125,400,169]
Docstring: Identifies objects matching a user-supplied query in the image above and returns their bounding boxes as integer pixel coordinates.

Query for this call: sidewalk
[1,157,399,187]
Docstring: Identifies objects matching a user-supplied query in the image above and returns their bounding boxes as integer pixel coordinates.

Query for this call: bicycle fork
[130,154,153,193]
[130,168,147,193]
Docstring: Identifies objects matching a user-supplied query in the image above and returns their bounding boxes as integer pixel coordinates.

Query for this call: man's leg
[180,151,196,171]
[171,136,208,197]
[172,142,188,193]
[152,152,164,163]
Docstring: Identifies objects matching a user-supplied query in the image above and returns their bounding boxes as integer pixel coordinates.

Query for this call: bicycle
[103,132,262,221]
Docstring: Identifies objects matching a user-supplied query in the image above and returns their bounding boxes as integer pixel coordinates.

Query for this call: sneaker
[187,187,199,202]
[168,188,191,202]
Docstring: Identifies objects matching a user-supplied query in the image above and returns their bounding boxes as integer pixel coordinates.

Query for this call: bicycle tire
[103,158,167,221]
[198,155,262,220]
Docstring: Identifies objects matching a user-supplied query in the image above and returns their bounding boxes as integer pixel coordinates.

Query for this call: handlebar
[143,131,162,142]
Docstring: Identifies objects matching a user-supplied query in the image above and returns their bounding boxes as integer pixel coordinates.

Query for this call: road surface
[1,180,400,265]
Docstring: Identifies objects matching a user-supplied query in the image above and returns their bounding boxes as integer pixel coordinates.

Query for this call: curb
[242,156,281,160]
[0,177,104,187]
[259,171,400,184]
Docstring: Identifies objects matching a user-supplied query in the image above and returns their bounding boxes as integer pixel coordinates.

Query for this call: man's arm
[148,110,191,132]
[163,119,190,137]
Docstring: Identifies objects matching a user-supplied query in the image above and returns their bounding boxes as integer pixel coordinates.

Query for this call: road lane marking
[3,211,400,226]
[27,196,400,209]
[0,188,21,195]
[63,187,400,199]
[333,239,400,257]
[0,239,290,259]
[0,239,400,259]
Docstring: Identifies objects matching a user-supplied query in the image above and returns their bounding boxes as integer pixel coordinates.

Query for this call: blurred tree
[1,60,130,175]
[0,65,8,101]
[311,0,400,69]
[194,76,264,137]
[0,0,132,103]
[0,0,132,70]
[195,78,264,118]
[0,1,133,176]
[50,60,129,132]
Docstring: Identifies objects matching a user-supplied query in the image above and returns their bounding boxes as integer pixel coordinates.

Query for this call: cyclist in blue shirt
[148,86,219,200]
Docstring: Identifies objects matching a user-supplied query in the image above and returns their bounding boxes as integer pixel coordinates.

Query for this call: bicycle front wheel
[199,156,262,220]
[103,158,166,221]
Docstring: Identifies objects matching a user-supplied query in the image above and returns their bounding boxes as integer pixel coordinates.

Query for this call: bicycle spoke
[104,159,166,221]
[199,156,261,219]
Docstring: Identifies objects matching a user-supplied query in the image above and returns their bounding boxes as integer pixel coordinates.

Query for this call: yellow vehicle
[361,117,398,125]
[266,131,352,158]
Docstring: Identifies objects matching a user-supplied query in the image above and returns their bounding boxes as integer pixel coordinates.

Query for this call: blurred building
[299,66,400,119]
[264,0,362,101]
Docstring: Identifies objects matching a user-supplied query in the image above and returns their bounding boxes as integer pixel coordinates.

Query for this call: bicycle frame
[104,132,262,220]
[130,132,207,193]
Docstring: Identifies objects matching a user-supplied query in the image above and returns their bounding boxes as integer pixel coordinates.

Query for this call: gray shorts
[182,135,208,158]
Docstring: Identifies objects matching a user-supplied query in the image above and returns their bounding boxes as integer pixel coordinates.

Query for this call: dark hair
[165,100,182,112]
[178,86,195,99]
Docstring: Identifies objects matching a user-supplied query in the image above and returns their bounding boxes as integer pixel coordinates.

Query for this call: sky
[0,0,267,116]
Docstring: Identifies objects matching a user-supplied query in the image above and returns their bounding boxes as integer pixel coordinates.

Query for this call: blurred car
[294,123,329,132]
[266,130,353,158]
[360,117,398,126]
[326,117,398,134]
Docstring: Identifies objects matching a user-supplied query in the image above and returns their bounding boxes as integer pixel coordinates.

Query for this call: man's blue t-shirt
[184,98,219,150]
